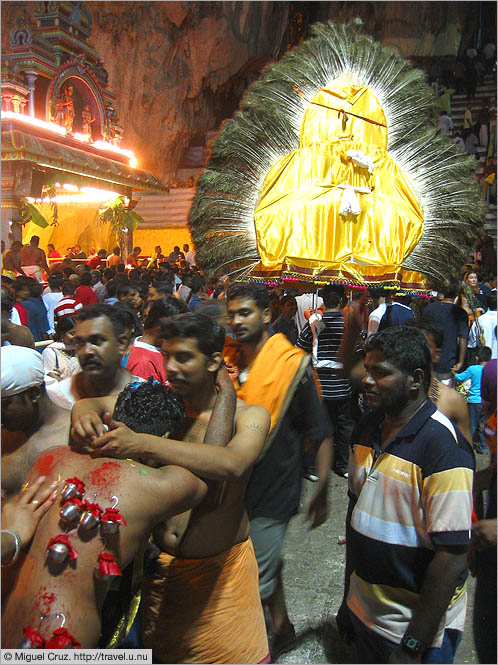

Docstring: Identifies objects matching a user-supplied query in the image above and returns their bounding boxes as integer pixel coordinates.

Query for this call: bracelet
[1,529,21,567]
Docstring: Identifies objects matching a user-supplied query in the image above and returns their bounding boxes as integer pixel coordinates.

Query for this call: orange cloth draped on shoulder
[141,538,269,664]
[223,333,312,437]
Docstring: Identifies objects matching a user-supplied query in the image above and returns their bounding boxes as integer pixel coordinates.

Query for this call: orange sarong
[141,538,269,664]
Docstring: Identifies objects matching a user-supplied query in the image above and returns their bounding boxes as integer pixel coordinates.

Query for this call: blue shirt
[454,364,484,403]
[23,297,50,343]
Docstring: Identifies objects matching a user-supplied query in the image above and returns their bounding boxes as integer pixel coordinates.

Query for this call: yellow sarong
[141,538,269,664]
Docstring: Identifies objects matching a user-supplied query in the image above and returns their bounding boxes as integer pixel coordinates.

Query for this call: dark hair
[103,268,115,281]
[190,274,204,294]
[133,247,141,253]
[226,283,269,311]
[75,303,128,339]
[117,283,139,299]
[113,379,185,437]
[365,326,432,391]
[403,317,444,350]
[62,267,75,279]
[105,281,118,298]
[145,296,188,329]
[113,247,120,255]
[151,280,174,296]
[477,346,492,363]
[158,313,225,356]
[79,271,92,286]
[48,275,62,291]
[98,249,107,257]
[113,302,140,338]
[1,286,14,312]
[320,284,345,309]
[116,263,126,273]
[129,269,141,282]
[486,291,497,310]
[441,283,460,299]
[28,279,44,298]
[61,279,77,296]
[55,315,76,341]
[12,277,31,295]
[280,294,297,307]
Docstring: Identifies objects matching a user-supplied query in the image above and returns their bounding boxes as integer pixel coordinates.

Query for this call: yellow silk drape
[253,85,425,287]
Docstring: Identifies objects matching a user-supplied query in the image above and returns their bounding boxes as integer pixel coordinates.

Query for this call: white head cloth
[1,345,44,397]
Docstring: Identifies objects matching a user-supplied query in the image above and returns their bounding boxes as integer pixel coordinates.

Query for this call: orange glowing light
[1,110,66,135]
[2,111,137,167]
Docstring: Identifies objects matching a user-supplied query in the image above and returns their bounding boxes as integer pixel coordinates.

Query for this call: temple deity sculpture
[62,85,74,133]
[81,104,95,139]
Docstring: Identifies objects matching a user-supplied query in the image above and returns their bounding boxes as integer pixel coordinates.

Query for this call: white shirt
[47,372,144,410]
[185,250,196,267]
[468,310,497,358]
[42,292,63,334]
[367,302,387,337]
[295,293,324,333]
[439,115,453,134]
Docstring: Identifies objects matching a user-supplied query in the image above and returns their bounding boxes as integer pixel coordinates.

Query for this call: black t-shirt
[424,301,469,373]
[244,366,333,521]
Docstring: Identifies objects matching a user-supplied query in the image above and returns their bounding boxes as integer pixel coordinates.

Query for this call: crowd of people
[431,44,498,212]
[1,238,496,664]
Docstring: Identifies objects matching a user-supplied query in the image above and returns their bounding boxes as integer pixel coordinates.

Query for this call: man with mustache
[47,304,142,411]
[70,313,271,663]
[336,326,474,664]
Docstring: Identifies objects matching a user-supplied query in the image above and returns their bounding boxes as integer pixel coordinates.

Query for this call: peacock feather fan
[189,20,484,290]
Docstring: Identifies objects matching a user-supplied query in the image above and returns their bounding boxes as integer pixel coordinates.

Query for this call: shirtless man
[1,345,69,496]
[47,304,141,411]
[71,313,271,663]
[1,443,207,648]
[2,241,27,279]
[20,236,49,282]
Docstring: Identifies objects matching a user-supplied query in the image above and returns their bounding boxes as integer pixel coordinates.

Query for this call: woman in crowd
[41,315,80,384]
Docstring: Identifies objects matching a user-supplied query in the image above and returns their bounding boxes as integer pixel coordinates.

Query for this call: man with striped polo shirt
[297,284,354,477]
[337,326,474,664]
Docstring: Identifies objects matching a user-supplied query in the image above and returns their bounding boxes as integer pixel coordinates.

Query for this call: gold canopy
[252,84,427,288]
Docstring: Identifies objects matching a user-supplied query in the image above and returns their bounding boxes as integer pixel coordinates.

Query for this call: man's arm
[89,404,270,481]
[203,366,236,447]
[306,435,333,528]
[70,395,118,443]
[452,337,468,373]
[202,366,237,506]
[388,547,469,664]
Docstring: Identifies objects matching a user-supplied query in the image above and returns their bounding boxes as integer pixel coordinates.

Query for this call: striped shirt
[296,310,351,400]
[347,399,475,647]
[54,296,83,320]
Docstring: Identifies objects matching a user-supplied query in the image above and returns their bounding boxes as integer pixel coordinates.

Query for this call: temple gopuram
[1,1,167,255]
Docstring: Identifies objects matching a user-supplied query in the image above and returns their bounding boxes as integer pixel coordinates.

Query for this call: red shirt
[126,338,167,384]
[13,302,28,326]
[87,255,103,270]
[74,285,98,307]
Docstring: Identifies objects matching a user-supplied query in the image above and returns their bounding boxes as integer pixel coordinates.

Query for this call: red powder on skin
[88,461,121,494]
[33,448,71,477]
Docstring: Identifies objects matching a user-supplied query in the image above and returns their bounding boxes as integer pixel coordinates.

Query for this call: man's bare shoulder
[439,381,467,416]
[234,400,270,433]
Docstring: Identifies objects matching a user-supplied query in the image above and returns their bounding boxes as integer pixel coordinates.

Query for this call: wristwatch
[401,634,425,655]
